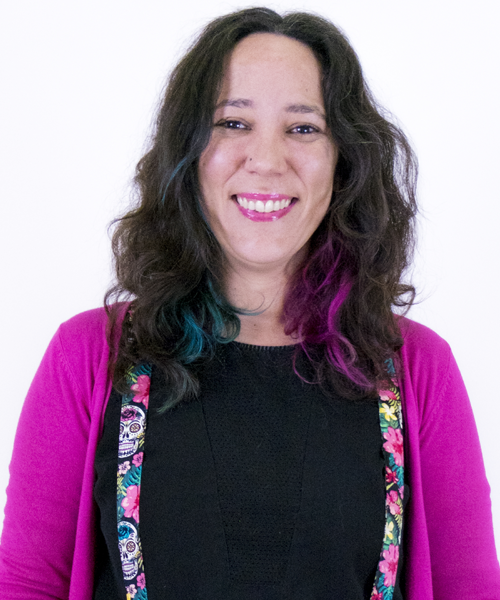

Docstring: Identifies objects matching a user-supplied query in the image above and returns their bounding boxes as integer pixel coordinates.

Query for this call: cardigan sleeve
[0,326,93,600]
[417,342,500,598]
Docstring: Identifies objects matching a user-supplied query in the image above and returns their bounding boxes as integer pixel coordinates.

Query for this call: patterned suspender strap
[117,363,152,600]
[370,358,405,600]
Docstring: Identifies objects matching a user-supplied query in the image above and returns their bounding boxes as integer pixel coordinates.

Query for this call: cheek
[299,142,337,186]
[198,146,231,224]
[199,138,239,189]
[306,161,335,201]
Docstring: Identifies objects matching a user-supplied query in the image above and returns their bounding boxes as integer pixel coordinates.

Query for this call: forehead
[219,33,324,105]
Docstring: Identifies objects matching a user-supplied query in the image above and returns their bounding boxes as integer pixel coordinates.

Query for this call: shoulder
[397,316,465,421]
[56,307,110,364]
[397,315,452,367]
[58,306,109,341]
[57,303,127,349]
[49,305,126,393]
[397,316,453,402]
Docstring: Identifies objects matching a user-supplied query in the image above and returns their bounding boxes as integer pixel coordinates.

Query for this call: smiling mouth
[234,194,295,213]
[232,194,297,222]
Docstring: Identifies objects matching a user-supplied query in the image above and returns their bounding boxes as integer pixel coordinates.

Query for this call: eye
[289,124,320,135]
[215,119,248,130]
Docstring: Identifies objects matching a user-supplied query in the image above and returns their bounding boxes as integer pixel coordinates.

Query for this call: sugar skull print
[118,521,140,580]
[119,405,146,458]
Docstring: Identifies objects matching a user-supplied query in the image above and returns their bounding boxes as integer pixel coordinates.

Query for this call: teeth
[236,196,292,213]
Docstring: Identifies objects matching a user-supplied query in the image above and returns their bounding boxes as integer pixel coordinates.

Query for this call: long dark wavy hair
[105,7,418,407]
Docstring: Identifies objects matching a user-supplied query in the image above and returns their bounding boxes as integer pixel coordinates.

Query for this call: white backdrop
[1,0,499,547]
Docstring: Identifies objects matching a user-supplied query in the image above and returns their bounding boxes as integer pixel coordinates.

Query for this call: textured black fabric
[198,343,309,585]
[94,342,404,599]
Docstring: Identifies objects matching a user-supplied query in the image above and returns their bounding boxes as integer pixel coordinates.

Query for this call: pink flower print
[126,583,137,598]
[132,452,144,468]
[387,490,402,515]
[118,461,131,475]
[379,544,399,588]
[383,427,404,466]
[137,572,146,589]
[385,467,398,484]
[399,485,404,500]
[121,485,141,523]
[371,592,383,600]
[379,389,397,402]
[131,375,150,409]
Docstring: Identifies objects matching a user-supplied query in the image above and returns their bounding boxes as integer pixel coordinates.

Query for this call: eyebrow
[286,103,326,120]
[216,98,253,109]
[216,98,326,120]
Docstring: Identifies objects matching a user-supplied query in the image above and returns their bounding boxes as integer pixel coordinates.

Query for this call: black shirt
[94,342,403,599]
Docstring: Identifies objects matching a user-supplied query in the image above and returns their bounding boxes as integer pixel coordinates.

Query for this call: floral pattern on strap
[117,364,151,600]
[370,358,404,600]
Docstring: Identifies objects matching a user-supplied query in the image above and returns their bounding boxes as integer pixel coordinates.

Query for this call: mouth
[232,194,297,222]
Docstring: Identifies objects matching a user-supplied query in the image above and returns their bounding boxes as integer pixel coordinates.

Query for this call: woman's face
[198,33,338,274]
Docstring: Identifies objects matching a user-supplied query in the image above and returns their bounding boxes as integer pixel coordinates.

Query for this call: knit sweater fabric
[1,307,499,599]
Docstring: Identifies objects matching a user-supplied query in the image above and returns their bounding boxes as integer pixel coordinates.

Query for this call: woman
[1,7,499,600]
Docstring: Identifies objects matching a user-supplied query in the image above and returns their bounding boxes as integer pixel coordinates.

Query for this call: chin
[233,247,306,272]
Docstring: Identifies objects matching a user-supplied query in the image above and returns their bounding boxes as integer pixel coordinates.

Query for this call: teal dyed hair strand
[160,157,188,205]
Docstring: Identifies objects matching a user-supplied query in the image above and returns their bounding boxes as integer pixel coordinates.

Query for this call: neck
[223,256,302,346]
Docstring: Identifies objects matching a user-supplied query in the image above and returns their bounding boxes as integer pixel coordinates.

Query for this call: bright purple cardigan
[1,307,499,599]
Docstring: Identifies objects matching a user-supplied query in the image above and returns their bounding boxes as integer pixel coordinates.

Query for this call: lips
[232,193,296,221]
[236,195,292,213]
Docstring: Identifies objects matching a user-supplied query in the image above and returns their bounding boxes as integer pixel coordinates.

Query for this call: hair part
[106,7,417,408]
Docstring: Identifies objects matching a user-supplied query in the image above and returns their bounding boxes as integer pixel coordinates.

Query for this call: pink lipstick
[233,193,296,222]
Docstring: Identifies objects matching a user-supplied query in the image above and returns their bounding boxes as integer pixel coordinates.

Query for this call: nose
[244,130,288,176]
